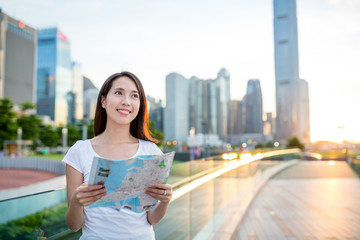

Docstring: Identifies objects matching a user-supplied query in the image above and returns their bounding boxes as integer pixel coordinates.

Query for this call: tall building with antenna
[273,0,300,143]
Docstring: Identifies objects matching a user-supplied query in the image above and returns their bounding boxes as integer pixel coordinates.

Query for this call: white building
[164,73,189,144]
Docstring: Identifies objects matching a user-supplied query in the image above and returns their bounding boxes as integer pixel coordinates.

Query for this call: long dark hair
[93,71,158,143]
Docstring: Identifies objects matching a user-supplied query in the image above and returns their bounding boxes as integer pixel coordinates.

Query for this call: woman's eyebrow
[113,87,138,93]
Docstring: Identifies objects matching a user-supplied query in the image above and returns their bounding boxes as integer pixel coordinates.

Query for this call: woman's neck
[98,123,137,144]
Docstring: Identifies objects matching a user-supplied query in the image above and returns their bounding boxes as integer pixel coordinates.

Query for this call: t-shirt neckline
[86,139,142,160]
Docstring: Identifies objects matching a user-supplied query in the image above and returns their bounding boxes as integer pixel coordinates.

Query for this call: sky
[1,0,359,143]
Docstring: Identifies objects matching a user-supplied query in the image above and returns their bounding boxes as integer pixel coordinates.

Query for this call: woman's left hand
[145,183,172,203]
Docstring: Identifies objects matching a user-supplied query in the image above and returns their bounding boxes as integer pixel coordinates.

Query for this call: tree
[148,121,164,147]
[265,141,275,148]
[16,115,42,149]
[87,120,94,139]
[39,125,59,147]
[19,101,36,111]
[65,123,82,146]
[0,98,17,148]
[286,136,304,150]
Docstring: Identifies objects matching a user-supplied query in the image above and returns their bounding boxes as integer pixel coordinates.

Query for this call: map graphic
[88,151,175,213]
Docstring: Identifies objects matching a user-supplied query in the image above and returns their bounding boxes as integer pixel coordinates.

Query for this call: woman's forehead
[112,76,138,91]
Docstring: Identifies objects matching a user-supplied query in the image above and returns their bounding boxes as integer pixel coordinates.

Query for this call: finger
[146,187,172,197]
[77,185,105,195]
[146,187,165,195]
[79,192,107,206]
[77,187,107,199]
[78,184,105,192]
[151,183,172,190]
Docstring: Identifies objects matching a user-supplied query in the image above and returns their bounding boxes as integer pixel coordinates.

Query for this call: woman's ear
[101,96,106,108]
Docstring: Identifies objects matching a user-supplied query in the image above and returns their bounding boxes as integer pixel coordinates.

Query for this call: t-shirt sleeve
[140,140,163,155]
[62,141,83,174]
[149,142,163,155]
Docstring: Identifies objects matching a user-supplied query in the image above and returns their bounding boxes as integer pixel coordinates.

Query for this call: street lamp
[82,113,88,140]
[17,127,22,157]
[202,120,208,159]
[189,127,195,160]
[62,127,68,156]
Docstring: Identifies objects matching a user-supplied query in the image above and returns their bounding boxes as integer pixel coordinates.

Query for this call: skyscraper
[216,68,230,137]
[0,10,37,105]
[298,79,310,143]
[273,0,300,142]
[228,100,245,135]
[164,73,189,143]
[244,79,263,135]
[70,61,84,123]
[147,95,164,132]
[189,77,218,135]
[83,76,98,121]
[37,27,72,126]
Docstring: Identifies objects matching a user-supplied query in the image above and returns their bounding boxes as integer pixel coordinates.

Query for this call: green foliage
[17,115,42,147]
[265,141,275,148]
[255,143,265,149]
[87,119,94,138]
[39,125,59,147]
[64,124,82,146]
[0,98,18,147]
[20,102,36,111]
[148,121,164,147]
[286,136,304,150]
[0,203,68,239]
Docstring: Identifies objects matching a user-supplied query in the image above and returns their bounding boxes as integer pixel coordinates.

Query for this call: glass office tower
[37,28,72,126]
[273,0,300,142]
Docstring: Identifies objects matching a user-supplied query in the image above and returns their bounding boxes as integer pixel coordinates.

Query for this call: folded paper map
[88,151,175,213]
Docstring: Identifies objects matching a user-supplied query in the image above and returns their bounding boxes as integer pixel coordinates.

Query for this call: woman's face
[101,76,140,127]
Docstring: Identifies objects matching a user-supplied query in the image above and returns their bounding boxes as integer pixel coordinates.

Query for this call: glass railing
[0,149,300,239]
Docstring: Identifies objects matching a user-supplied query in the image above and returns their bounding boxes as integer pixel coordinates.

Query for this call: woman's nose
[121,96,130,105]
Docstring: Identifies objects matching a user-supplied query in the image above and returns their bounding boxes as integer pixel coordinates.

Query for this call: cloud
[327,0,360,6]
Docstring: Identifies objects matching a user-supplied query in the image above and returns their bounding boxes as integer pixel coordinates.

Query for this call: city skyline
[0,0,359,143]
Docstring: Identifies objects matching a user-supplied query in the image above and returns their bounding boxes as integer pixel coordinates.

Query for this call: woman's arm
[65,165,107,232]
[145,183,173,225]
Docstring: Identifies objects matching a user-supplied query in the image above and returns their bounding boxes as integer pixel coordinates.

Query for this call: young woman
[62,72,172,239]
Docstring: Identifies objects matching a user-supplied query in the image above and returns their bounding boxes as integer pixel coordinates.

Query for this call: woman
[62,71,172,239]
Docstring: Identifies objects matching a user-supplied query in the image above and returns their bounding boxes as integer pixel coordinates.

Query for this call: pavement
[0,169,60,190]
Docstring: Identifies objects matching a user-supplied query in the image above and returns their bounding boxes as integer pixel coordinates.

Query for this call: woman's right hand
[71,183,107,207]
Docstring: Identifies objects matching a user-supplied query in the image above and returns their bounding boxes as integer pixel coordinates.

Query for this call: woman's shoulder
[70,139,91,149]
[138,139,163,155]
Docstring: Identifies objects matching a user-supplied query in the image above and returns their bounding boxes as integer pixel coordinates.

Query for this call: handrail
[0,148,302,239]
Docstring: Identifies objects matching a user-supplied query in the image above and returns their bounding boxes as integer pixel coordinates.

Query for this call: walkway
[0,169,59,190]
[234,161,360,240]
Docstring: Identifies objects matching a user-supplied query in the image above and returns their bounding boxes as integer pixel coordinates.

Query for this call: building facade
[164,73,189,144]
[165,69,230,144]
[244,79,263,135]
[216,68,230,137]
[228,100,245,135]
[0,10,37,105]
[147,95,164,132]
[298,79,310,143]
[83,76,98,121]
[273,0,300,142]
[70,61,84,123]
[37,28,72,126]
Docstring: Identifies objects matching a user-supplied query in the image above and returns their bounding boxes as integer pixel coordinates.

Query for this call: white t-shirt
[62,139,163,240]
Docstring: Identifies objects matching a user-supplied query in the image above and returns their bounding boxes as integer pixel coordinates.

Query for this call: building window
[278,40,288,45]
[277,15,288,20]
[7,22,34,41]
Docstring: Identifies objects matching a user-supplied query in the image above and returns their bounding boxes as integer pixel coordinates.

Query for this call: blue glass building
[273,0,300,142]
[37,28,72,125]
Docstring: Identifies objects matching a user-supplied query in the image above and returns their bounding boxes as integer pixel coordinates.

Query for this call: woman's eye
[115,91,122,95]
[132,94,139,98]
